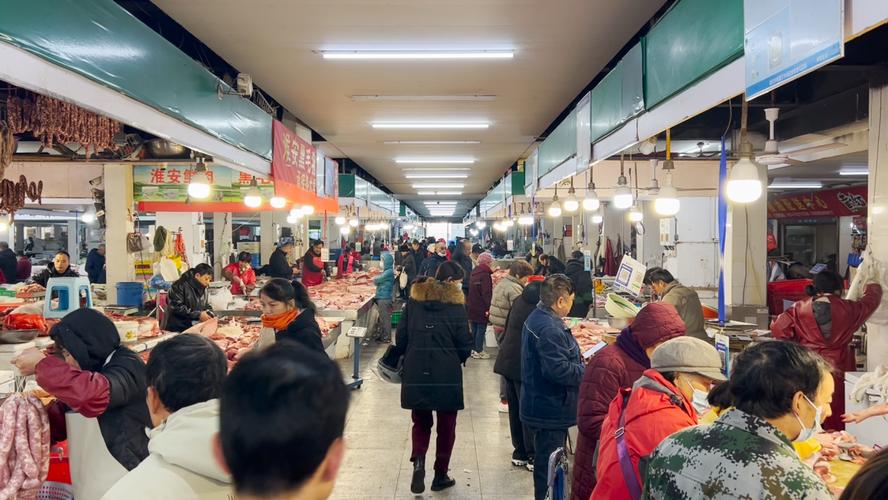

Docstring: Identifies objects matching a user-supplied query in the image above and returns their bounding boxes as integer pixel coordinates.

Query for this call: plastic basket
[391,310,403,327]
[767,279,812,316]
[36,482,74,500]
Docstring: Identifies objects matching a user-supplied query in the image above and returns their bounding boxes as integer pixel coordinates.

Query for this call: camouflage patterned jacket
[641,408,832,499]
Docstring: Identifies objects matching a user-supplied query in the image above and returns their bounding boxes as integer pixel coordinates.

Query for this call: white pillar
[67,221,78,265]
[104,164,134,304]
[259,211,275,266]
[867,79,888,370]
[724,166,768,324]
[213,212,233,279]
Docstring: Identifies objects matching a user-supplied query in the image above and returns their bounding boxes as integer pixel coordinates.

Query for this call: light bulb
[655,184,680,216]
[0,222,9,233]
[564,194,579,213]
[286,214,298,224]
[548,200,562,217]
[270,196,287,209]
[349,218,359,228]
[518,215,534,226]
[335,216,346,225]
[81,212,96,224]
[475,221,487,230]
[628,205,643,222]
[583,189,600,212]
[187,171,211,199]
[244,194,262,208]
[591,213,603,224]
[339,226,351,235]
[727,156,763,203]
[301,205,315,215]
[504,219,514,228]
[469,229,479,236]
[613,187,633,210]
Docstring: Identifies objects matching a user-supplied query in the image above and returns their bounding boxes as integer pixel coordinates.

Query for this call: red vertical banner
[273,120,317,193]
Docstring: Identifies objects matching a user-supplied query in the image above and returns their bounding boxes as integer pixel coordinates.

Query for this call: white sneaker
[526,462,534,472]
[471,351,481,359]
[476,351,491,359]
[498,401,509,413]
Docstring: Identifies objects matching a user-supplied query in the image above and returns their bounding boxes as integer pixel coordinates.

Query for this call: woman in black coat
[258,278,325,353]
[395,262,472,494]
[493,277,544,468]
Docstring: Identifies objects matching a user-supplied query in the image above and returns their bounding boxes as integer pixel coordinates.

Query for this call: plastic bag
[4,313,48,333]
[846,247,888,325]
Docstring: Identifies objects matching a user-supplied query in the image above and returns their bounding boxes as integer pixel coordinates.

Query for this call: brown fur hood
[410,278,465,305]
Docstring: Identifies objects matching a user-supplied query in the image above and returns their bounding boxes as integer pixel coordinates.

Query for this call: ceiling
[767,151,869,192]
[151,0,665,218]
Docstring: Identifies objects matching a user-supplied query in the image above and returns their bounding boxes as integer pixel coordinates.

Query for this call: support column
[724,165,768,326]
[867,78,888,370]
[259,211,275,266]
[67,221,78,265]
[155,212,207,267]
[104,164,134,304]
[213,212,233,279]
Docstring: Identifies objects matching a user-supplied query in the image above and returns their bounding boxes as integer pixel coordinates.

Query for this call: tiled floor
[332,343,535,499]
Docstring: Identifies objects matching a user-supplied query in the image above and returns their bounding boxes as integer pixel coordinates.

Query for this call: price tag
[321,248,330,262]
[715,333,730,377]
[583,250,592,272]
[507,240,514,251]
[346,326,367,338]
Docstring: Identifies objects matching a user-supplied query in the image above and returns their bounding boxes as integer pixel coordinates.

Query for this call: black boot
[430,472,456,492]
[410,456,425,494]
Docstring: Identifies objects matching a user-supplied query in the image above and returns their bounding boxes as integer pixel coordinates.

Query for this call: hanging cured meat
[0,393,50,499]
[5,93,121,157]
[0,175,42,214]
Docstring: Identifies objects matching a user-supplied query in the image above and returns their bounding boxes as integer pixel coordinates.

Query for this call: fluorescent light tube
[353,95,495,102]
[839,168,868,176]
[384,141,481,145]
[396,159,475,164]
[405,174,468,179]
[402,168,472,172]
[322,50,514,60]
[372,122,489,129]
[768,181,823,189]
[417,191,463,195]
[412,184,464,189]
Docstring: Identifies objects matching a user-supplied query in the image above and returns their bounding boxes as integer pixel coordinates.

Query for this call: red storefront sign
[272,120,337,212]
[767,186,867,219]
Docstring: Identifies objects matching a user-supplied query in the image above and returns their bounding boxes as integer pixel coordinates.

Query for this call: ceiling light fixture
[475,220,487,230]
[628,204,643,223]
[349,217,360,228]
[613,157,633,210]
[372,122,489,129]
[405,174,469,179]
[396,158,476,164]
[353,95,496,102]
[591,213,603,224]
[655,136,680,216]
[768,180,823,190]
[243,178,262,208]
[548,185,562,217]
[269,196,287,209]
[187,157,211,200]
[384,140,481,145]
[402,168,472,172]
[564,178,579,213]
[839,167,868,176]
[301,205,315,215]
[322,50,514,60]
[726,100,764,203]
[412,183,465,189]
[81,211,96,224]
[335,216,346,225]
[416,191,464,196]
[583,170,600,212]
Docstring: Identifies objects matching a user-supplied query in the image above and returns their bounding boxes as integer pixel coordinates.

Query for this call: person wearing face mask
[590,337,726,500]
[572,302,686,500]
[418,241,448,277]
[643,341,834,500]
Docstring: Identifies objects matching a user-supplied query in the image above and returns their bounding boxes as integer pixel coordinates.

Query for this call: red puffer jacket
[572,302,686,500]
[771,283,882,430]
[591,369,697,500]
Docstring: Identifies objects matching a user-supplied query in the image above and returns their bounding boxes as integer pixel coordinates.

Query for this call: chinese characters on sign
[767,186,867,219]
[133,165,274,203]
[273,120,317,193]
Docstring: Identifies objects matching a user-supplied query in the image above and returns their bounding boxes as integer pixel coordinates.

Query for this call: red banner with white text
[272,120,337,212]
[767,186,867,219]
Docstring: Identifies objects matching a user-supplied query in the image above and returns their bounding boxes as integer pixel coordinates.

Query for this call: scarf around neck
[262,308,299,331]
[615,328,650,369]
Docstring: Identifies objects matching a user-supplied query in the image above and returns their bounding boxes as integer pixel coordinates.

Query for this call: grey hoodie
[102,399,232,500]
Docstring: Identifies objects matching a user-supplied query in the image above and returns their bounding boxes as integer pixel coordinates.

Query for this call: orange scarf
[261,308,299,331]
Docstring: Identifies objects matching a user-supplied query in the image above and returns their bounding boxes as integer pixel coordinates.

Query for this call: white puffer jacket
[489,274,524,328]
[102,400,232,500]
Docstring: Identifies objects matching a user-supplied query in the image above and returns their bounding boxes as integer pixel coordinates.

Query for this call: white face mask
[793,394,823,442]
[679,376,711,416]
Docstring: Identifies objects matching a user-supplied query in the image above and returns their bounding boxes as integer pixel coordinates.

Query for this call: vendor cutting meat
[12,309,151,500]
[166,263,215,332]
[222,251,257,296]
[771,269,882,430]
[265,237,298,279]
[301,239,327,287]
[28,250,80,288]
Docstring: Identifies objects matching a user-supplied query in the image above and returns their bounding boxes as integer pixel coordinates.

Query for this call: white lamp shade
[727,158,763,203]
[335,216,346,225]
[339,226,351,235]
[301,205,315,215]
[654,185,680,216]
[583,191,600,211]
[613,185,633,210]
[504,219,514,227]
[628,206,643,222]
[564,195,579,213]
[548,199,562,217]
[244,195,262,208]
[81,212,96,224]
[269,196,287,209]
[349,218,360,228]
[591,214,603,224]
[187,172,211,199]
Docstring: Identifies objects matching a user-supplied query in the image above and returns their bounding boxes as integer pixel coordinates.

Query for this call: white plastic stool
[43,277,93,318]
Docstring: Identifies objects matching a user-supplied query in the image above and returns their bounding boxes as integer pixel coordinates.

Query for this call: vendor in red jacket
[222,251,257,295]
[592,336,727,500]
[302,239,326,287]
[771,270,882,430]
[572,302,685,500]
[13,308,151,500]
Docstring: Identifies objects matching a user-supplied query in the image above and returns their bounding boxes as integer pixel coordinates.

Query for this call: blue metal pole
[718,137,728,325]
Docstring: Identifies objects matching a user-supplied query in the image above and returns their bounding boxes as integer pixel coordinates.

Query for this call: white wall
[663,197,720,289]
